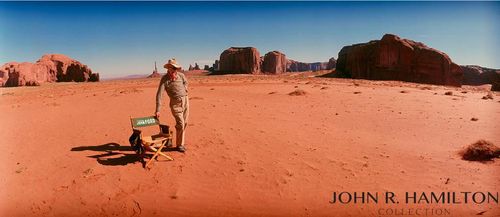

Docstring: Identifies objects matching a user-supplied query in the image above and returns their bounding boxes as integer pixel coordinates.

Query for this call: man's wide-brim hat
[164,58,181,69]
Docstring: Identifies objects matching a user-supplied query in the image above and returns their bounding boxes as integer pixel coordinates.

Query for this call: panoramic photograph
[0,1,499,217]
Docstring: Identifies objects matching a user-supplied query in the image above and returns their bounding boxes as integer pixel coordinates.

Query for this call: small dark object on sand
[444,91,453,96]
[476,211,486,215]
[289,89,307,96]
[481,92,493,100]
[459,140,500,162]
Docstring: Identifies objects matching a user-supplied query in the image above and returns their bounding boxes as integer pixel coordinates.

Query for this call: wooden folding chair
[130,116,174,169]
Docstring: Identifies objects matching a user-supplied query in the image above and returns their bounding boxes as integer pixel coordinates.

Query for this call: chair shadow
[71,142,178,167]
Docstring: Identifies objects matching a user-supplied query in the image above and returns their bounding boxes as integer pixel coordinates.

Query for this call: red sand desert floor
[1,74,499,216]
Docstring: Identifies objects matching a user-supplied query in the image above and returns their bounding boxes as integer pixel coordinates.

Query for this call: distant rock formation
[310,62,328,71]
[461,65,499,85]
[1,54,99,87]
[204,65,210,70]
[461,65,499,91]
[219,47,261,74]
[0,62,45,86]
[147,61,161,78]
[287,60,311,72]
[188,63,201,71]
[212,60,219,71]
[287,58,335,72]
[335,34,463,86]
[262,51,287,74]
[327,57,336,70]
[147,71,161,78]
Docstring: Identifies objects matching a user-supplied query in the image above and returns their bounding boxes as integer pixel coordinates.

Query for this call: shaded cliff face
[1,54,99,87]
[262,51,287,74]
[336,34,463,86]
[219,47,261,74]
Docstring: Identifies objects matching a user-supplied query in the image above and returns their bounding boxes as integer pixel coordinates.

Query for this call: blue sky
[0,1,498,78]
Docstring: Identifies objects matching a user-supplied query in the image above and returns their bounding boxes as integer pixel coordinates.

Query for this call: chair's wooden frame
[130,116,174,169]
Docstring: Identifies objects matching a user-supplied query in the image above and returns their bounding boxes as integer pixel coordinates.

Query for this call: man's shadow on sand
[71,143,177,166]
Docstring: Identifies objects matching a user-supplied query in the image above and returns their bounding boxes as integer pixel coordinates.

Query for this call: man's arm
[156,76,167,114]
[182,73,188,93]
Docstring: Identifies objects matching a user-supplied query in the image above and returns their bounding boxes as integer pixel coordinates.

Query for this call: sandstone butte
[218,47,336,74]
[335,34,463,87]
[262,51,287,74]
[0,54,99,87]
[219,47,261,74]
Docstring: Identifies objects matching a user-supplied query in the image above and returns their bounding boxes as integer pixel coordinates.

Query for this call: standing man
[156,58,189,152]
